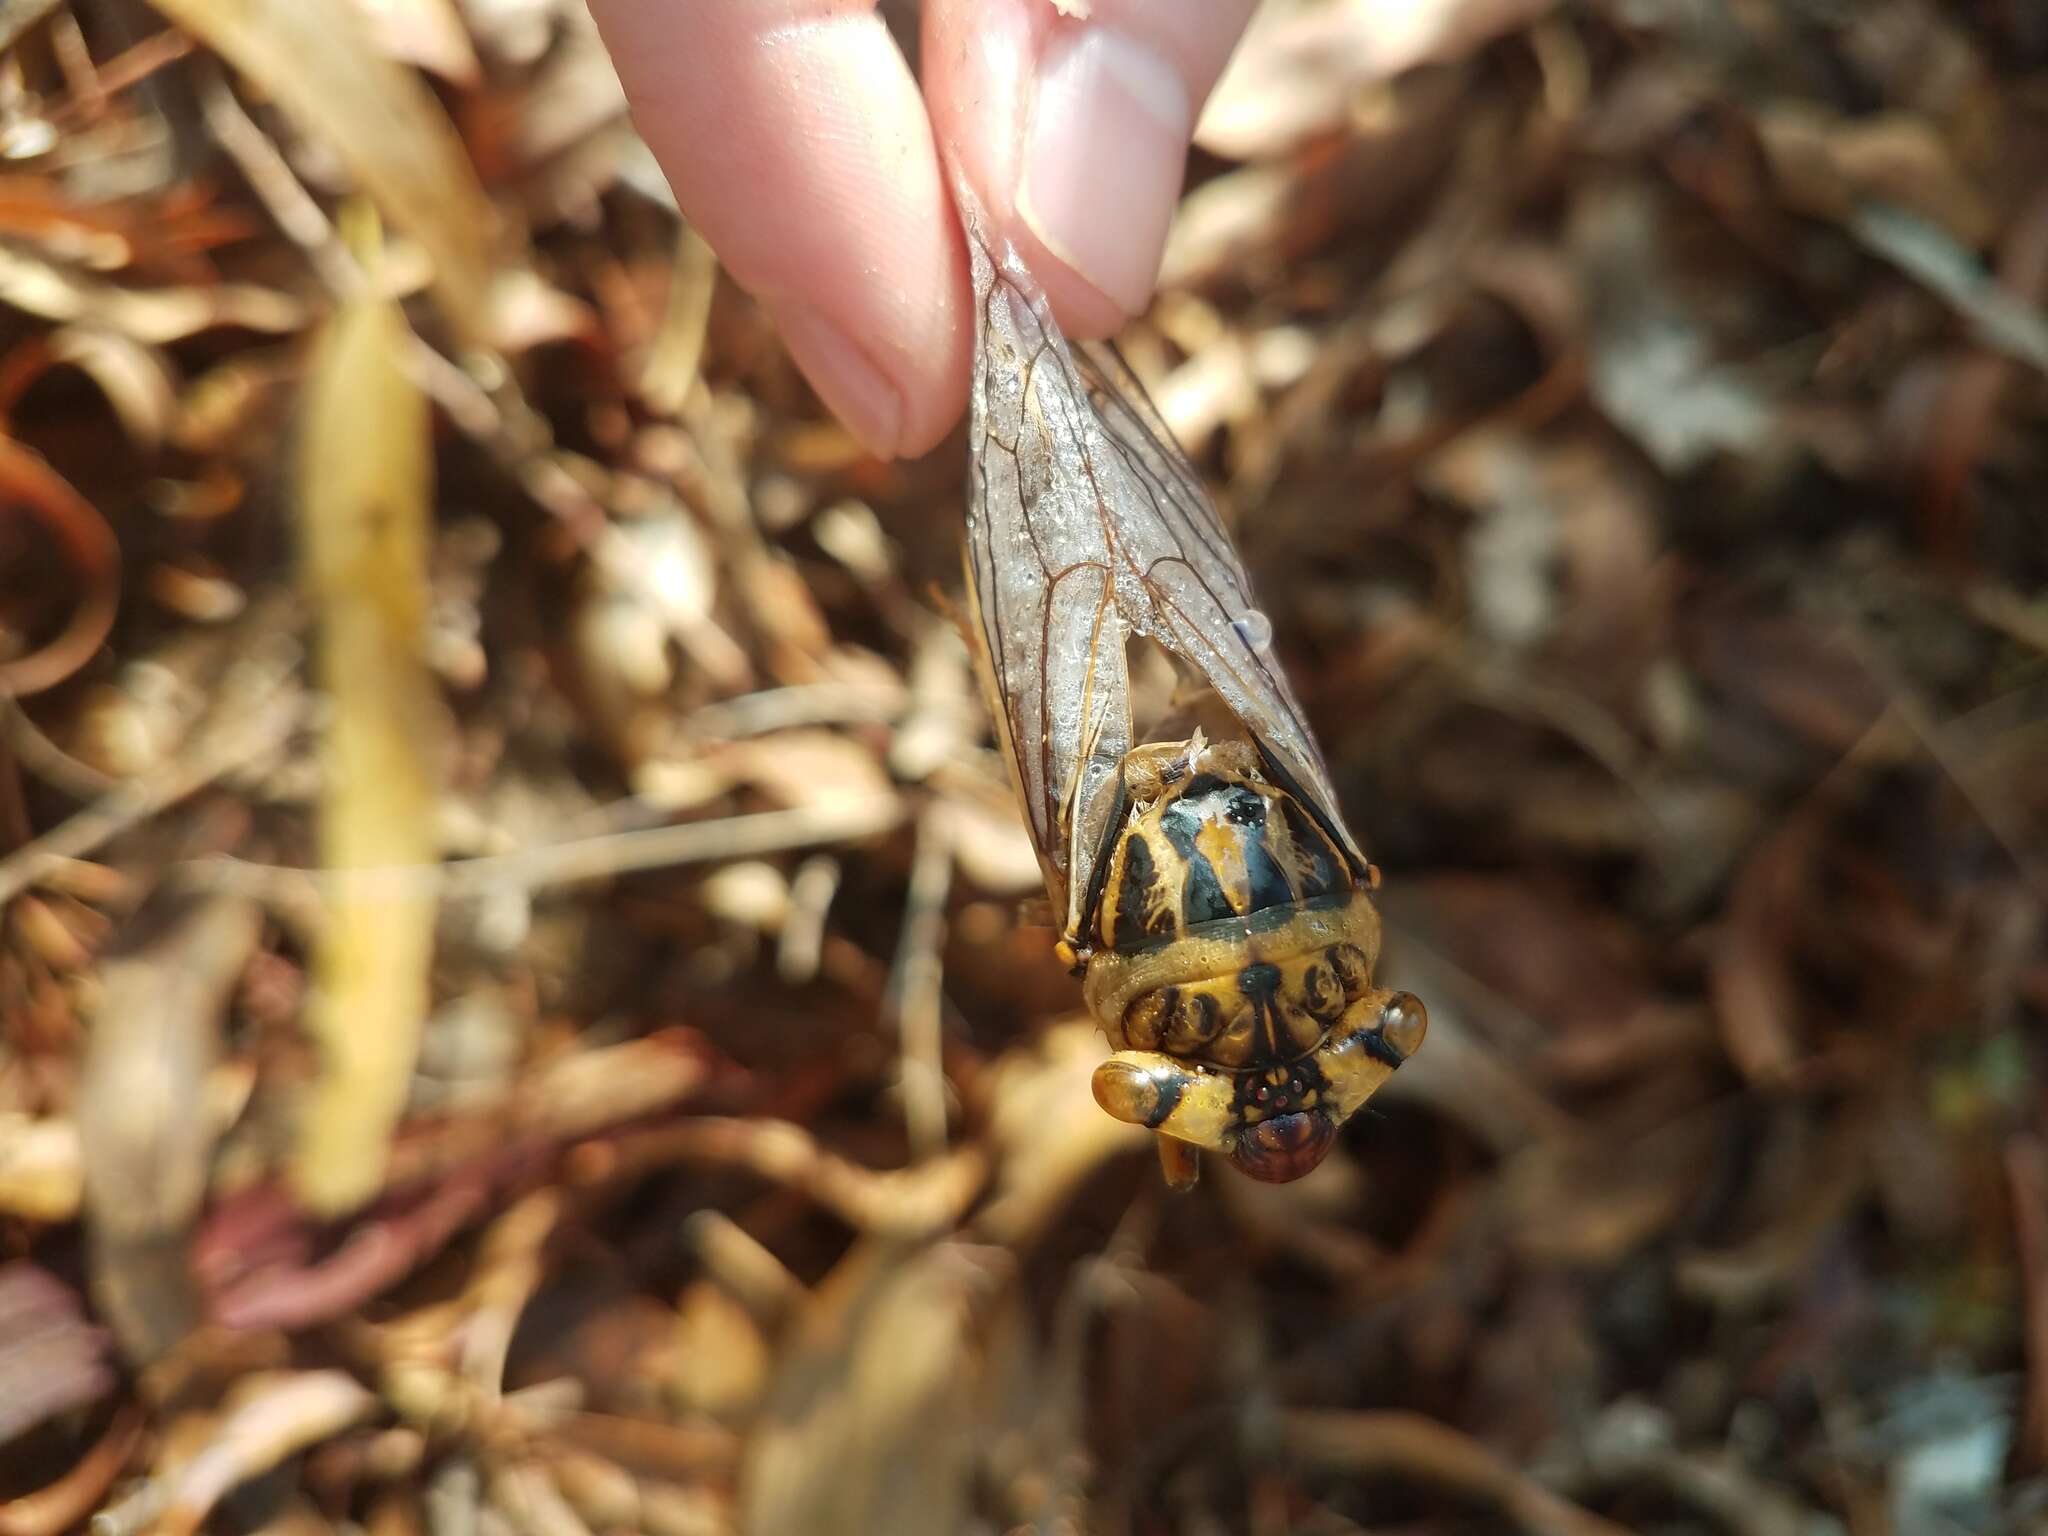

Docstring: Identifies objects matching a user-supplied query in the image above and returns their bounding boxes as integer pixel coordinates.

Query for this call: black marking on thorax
[1101,766,1354,953]
[1157,775,1293,926]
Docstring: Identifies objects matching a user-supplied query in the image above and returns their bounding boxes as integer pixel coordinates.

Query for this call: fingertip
[587,1,972,458]
[925,0,1255,337]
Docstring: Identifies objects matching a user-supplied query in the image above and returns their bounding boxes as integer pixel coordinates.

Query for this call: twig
[680,1210,804,1325]
[0,1406,142,1536]
[777,853,841,984]
[572,1116,985,1240]
[47,30,194,129]
[0,0,63,55]
[151,1371,379,1536]
[0,684,301,908]
[1272,1410,1636,1536]
[196,62,363,299]
[187,794,906,906]
[680,683,905,741]
[889,808,954,1161]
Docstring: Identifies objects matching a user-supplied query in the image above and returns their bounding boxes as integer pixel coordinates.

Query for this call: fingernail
[1020,26,1192,315]
[766,298,904,457]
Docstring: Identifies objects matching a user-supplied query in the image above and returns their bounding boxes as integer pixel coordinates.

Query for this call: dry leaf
[146,0,501,349]
[0,243,305,342]
[0,1264,111,1445]
[80,892,260,1363]
[740,1241,1005,1536]
[0,1115,82,1222]
[1199,0,1556,158]
[292,262,443,1214]
[349,0,481,84]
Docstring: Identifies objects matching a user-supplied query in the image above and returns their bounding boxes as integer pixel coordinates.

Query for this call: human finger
[586,0,972,457]
[923,0,1257,336]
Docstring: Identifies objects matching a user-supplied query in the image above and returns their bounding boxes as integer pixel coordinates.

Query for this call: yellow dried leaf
[146,0,498,349]
[726,730,896,816]
[293,278,442,1215]
[671,1280,771,1421]
[741,1242,1005,1536]
[0,1113,82,1221]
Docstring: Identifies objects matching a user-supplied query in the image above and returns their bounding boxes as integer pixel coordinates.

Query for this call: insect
[954,177,1427,1189]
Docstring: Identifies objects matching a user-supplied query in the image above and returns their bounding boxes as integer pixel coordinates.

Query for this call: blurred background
[0,1,2045,1532]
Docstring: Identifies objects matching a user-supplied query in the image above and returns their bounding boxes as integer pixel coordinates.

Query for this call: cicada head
[1090,987,1428,1183]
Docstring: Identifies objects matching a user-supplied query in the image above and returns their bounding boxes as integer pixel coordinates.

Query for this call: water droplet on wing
[1233,610,1274,651]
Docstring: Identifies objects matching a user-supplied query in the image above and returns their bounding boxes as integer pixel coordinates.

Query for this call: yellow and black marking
[1091,986,1428,1182]
[1092,753,1355,955]
[1070,735,1424,1186]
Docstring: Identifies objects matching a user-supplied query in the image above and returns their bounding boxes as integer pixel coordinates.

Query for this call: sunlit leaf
[292,253,442,1215]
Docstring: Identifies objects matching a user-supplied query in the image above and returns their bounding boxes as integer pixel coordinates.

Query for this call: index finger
[587,0,972,458]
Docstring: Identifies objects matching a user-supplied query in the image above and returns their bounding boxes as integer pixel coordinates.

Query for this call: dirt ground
[0,2,2044,1533]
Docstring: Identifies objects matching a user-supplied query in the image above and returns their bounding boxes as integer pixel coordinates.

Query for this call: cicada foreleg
[1092,988,1428,1184]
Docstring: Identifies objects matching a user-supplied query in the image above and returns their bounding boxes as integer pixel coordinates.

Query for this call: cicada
[954,181,1427,1188]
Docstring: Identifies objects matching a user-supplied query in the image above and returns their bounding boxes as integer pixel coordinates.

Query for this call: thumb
[924,0,1256,337]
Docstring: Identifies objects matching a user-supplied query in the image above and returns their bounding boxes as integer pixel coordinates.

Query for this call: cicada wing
[958,178,1134,944]
[953,165,1367,886]
[1063,336,1369,878]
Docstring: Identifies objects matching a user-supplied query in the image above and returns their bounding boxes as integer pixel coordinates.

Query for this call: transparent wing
[1061,335,1364,874]
[956,175,1368,943]
[960,188,1131,937]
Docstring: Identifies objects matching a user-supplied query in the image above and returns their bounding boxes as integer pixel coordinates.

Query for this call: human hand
[585,0,1256,458]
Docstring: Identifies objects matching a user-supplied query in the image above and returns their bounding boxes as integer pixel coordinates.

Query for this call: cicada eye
[1122,987,1177,1049]
[1162,991,1223,1052]
[1300,959,1343,1021]
[1328,943,1372,998]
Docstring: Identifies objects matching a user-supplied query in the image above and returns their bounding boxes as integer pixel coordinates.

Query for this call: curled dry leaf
[0,325,179,447]
[348,0,480,85]
[723,730,898,818]
[0,438,118,698]
[0,243,305,342]
[970,1019,1148,1250]
[0,1406,143,1536]
[513,1029,711,1143]
[1755,107,1997,249]
[1709,812,1817,1086]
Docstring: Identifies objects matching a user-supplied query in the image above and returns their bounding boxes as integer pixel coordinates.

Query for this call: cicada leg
[1090,1054,1237,1152]
[1314,989,1428,1122]
[1091,989,1429,1185]
[1156,1134,1200,1191]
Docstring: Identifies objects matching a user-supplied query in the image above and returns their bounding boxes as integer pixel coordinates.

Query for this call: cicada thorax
[1090,742,1353,955]
[1079,738,1426,1183]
